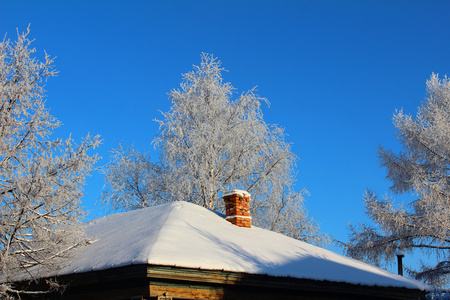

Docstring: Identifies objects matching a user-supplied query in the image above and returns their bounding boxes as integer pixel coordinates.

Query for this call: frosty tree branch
[0,28,100,298]
[101,53,328,246]
[346,74,450,287]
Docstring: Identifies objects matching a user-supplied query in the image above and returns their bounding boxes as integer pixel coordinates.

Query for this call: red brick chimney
[223,190,251,228]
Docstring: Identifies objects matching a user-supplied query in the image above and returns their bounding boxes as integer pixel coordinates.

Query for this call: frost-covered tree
[102,53,326,245]
[0,28,100,298]
[346,74,450,287]
[101,144,165,212]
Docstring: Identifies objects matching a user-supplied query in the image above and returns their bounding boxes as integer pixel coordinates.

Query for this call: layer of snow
[57,201,427,290]
[223,189,250,197]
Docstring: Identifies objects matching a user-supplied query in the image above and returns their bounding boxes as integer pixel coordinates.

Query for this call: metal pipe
[395,250,405,276]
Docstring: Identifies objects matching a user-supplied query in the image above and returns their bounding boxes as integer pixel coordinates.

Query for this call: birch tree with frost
[346,74,450,287]
[101,144,165,211]
[102,54,326,245]
[0,28,100,298]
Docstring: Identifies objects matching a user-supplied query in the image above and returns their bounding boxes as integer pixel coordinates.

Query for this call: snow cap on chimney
[223,190,251,228]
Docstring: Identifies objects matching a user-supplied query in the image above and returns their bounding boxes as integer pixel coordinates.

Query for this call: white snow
[223,189,250,197]
[57,201,428,290]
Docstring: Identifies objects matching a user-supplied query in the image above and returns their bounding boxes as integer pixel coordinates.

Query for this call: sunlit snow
[58,201,428,290]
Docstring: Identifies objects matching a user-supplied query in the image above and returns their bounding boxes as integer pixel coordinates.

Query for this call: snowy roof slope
[59,201,428,290]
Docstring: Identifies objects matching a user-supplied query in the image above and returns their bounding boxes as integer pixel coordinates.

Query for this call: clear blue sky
[2,0,450,271]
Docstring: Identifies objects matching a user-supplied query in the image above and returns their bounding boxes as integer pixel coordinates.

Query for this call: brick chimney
[223,190,251,228]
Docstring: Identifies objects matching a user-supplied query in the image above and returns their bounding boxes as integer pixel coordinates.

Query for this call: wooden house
[14,190,428,299]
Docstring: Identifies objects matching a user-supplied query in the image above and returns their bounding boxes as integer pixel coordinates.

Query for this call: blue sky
[2,1,450,272]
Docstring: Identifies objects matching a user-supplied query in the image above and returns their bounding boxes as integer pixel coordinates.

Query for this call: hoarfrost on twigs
[346,74,450,288]
[101,53,327,246]
[0,28,100,298]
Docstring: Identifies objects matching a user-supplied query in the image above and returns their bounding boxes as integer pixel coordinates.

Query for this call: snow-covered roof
[59,201,428,290]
